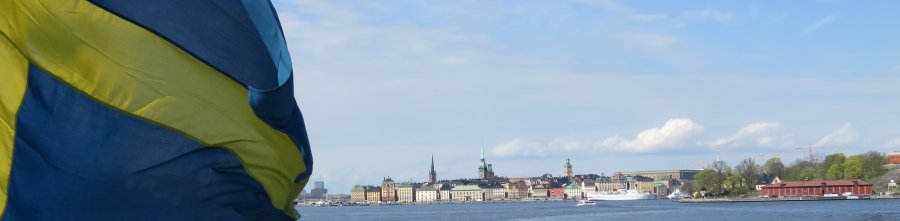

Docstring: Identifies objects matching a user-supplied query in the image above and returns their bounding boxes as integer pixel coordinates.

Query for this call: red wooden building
[548,187,566,198]
[889,152,900,165]
[760,180,873,197]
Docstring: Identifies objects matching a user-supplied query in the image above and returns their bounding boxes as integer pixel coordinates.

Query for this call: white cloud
[629,14,669,22]
[816,123,856,147]
[885,138,900,149]
[803,15,838,35]
[598,118,705,152]
[708,122,793,148]
[491,138,549,157]
[607,32,678,50]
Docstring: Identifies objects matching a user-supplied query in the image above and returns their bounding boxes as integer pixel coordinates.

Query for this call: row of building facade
[351,150,701,203]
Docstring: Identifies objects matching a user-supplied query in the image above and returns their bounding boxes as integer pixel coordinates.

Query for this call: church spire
[428,154,437,184]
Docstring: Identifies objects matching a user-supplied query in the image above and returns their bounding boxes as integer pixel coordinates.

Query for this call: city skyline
[274,0,900,194]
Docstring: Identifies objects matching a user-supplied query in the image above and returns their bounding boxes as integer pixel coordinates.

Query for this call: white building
[438,184,452,201]
[415,186,438,203]
[484,187,506,200]
[564,182,582,199]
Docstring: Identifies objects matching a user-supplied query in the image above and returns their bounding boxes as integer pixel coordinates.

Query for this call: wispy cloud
[816,123,856,147]
[629,14,669,22]
[681,8,733,23]
[491,138,550,157]
[607,32,678,50]
[803,15,838,35]
[707,122,793,149]
[598,118,705,152]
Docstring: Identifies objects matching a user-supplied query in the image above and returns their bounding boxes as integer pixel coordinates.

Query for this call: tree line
[683,151,889,197]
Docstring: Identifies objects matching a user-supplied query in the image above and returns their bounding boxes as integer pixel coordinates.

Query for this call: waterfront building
[581,181,598,195]
[429,155,438,184]
[381,177,397,202]
[548,183,566,199]
[365,186,382,203]
[621,170,700,182]
[890,152,900,164]
[416,185,438,203]
[621,170,700,193]
[484,185,507,200]
[595,174,656,194]
[563,158,573,177]
[438,184,452,201]
[886,152,900,170]
[595,176,624,192]
[761,180,873,197]
[397,182,418,203]
[504,181,530,199]
[756,175,779,191]
[564,182,582,199]
[530,184,549,198]
[351,185,367,203]
[478,147,495,179]
[452,185,484,201]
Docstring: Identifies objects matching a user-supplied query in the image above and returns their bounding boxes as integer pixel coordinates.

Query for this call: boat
[587,189,656,201]
[576,200,597,206]
[667,189,688,200]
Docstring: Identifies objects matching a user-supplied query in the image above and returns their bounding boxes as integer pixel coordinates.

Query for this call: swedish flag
[0,0,312,220]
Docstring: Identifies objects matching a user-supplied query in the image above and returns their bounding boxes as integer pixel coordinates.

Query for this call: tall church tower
[478,147,494,179]
[563,158,573,177]
[428,155,437,184]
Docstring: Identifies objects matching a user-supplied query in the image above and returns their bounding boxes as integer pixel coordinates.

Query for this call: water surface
[298,199,900,221]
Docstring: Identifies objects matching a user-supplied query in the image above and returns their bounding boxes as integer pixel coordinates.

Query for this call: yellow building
[351,185,367,203]
[365,186,382,203]
[451,185,484,202]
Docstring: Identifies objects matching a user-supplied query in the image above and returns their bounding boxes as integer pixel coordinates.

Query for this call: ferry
[576,200,597,206]
[587,189,656,201]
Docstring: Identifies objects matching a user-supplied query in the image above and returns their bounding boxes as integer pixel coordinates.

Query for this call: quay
[677,196,872,203]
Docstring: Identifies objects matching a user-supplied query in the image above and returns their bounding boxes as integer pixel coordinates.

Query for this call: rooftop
[451,185,482,191]
[763,180,872,188]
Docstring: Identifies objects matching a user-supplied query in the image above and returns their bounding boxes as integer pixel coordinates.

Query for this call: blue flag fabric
[0,0,312,220]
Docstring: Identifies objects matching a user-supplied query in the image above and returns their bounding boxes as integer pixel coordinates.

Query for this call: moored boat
[667,189,688,200]
[587,189,656,201]
[576,200,597,206]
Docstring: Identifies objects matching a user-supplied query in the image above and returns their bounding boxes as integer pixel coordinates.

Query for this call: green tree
[844,155,864,179]
[695,169,722,196]
[861,151,888,179]
[736,158,759,187]
[821,153,846,179]
[823,153,846,168]
[826,163,844,180]
[800,166,817,180]
[725,173,743,189]
[763,157,785,178]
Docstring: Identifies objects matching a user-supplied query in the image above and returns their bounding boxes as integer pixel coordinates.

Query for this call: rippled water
[297,199,900,221]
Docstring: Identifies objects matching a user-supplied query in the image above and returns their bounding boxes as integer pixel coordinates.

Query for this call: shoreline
[296,198,579,207]
[678,195,900,203]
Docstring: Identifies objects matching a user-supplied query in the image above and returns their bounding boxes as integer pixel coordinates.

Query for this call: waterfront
[297,199,900,221]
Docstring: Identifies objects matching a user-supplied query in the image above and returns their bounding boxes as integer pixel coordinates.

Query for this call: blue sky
[272,0,900,193]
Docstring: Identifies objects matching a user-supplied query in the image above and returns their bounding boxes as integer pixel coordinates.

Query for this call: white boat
[576,200,597,206]
[587,189,656,201]
[667,189,688,200]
